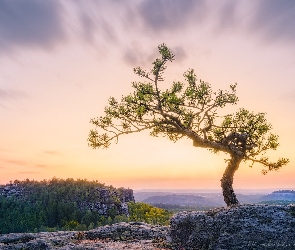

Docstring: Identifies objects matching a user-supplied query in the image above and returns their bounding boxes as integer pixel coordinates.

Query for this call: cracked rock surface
[2,205,295,249]
[170,204,295,250]
[0,222,170,250]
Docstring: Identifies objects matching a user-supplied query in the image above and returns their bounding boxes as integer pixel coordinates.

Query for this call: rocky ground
[171,204,295,249]
[2,205,295,249]
[0,222,171,250]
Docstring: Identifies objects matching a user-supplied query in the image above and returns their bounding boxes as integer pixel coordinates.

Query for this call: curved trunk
[220,154,242,207]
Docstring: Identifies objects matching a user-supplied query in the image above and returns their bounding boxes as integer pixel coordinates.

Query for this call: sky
[0,0,295,191]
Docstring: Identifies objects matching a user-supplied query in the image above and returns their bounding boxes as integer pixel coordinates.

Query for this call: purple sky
[0,0,294,190]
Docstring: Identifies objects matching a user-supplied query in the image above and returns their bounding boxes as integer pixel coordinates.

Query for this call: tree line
[0,178,171,234]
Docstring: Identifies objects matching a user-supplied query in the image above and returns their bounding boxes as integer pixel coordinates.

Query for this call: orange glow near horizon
[0,1,295,191]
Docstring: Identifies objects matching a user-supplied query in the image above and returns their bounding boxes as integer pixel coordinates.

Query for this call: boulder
[85,221,169,241]
[0,223,170,249]
[170,204,295,250]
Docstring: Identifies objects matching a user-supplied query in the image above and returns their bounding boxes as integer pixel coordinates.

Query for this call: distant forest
[2,178,291,234]
[0,178,171,234]
[273,190,295,194]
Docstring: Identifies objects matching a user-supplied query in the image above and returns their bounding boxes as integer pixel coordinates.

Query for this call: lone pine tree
[88,44,289,207]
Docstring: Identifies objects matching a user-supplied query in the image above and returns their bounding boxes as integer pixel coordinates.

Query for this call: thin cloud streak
[250,0,295,43]
[214,1,240,33]
[19,171,39,174]
[211,0,295,45]
[5,160,27,166]
[138,0,206,32]
[135,0,295,47]
[35,164,48,168]
[281,89,295,102]
[123,44,187,67]
[0,88,27,99]
[1,0,294,57]
[79,12,97,44]
[73,1,120,46]
[0,88,27,110]
[0,103,8,109]
[0,0,66,54]
[44,151,60,156]
[123,44,160,67]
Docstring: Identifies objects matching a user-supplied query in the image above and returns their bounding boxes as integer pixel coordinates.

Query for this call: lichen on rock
[170,204,295,249]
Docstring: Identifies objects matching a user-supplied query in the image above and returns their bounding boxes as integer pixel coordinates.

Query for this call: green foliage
[63,220,80,231]
[0,178,172,234]
[128,202,172,225]
[112,214,129,224]
[0,178,123,234]
[151,203,214,213]
[0,194,92,233]
[89,43,288,175]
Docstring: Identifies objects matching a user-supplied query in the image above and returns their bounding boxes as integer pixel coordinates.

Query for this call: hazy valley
[134,189,295,212]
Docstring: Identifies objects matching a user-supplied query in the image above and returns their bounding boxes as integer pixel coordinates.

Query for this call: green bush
[0,178,172,233]
[128,202,172,225]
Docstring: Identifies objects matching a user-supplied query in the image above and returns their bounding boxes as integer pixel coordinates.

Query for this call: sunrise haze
[0,0,294,190]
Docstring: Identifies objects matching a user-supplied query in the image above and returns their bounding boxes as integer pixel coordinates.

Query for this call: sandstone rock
[84,222,170,242]
[170,204,295,250]
[0,223,170,250]
[0,231,75,250]
[3,204,295,249]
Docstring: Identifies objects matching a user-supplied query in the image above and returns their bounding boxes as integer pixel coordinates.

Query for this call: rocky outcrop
[76,188,134,216]
[0,185,24,198]
[84,221,169,241]
[170,204,295,250]
[2,204,295,249]
[0,182,134,217]
[0,222,170,250]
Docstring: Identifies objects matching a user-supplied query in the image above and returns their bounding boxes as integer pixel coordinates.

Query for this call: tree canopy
[88,44,289,206]
[0,178,170,233]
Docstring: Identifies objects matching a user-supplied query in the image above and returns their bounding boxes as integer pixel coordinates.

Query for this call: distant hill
[0,178,173,234]
[236,194,264,204]
[138,190,295,208]
[139,192,265,208]
[134,189,275,207]
[143,194,222,207]
[258,190,295,204]
[134,191,173,202]
[0,178,134,216]
[0,178,134,234]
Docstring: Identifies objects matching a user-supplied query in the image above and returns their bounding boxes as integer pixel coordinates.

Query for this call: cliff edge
[1,204,295,249]
[0,222,170,250]
[170,204,295,249]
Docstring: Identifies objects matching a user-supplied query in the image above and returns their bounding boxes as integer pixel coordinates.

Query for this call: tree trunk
[220,154,242,207]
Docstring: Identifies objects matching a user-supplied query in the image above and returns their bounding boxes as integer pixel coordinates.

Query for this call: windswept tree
[88,44,288,207]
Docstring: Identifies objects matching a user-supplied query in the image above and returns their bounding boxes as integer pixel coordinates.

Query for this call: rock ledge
[0,222,170,250]
[2,205,295,249]
[171,204,295,250]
